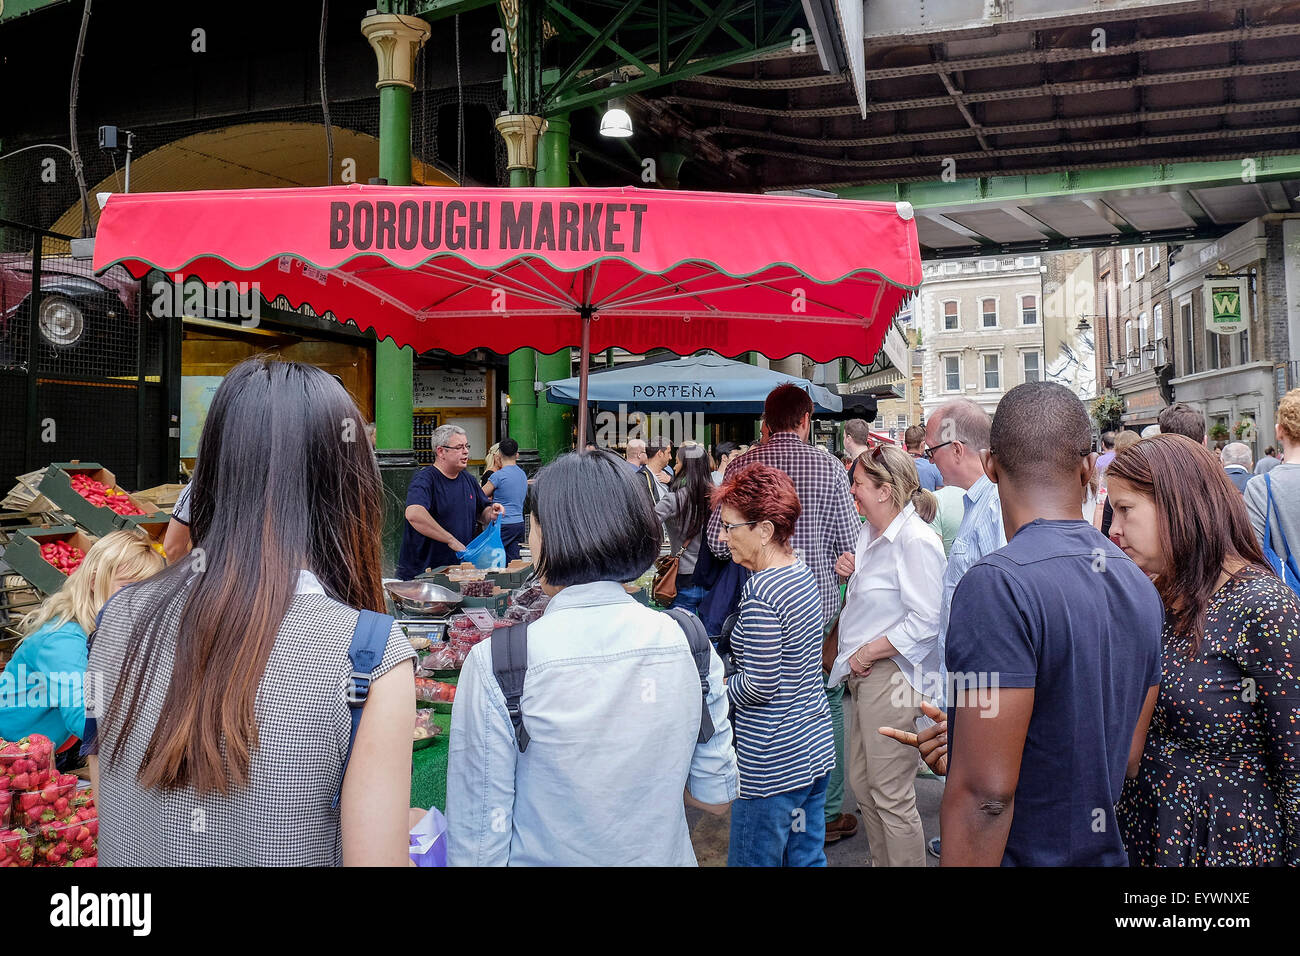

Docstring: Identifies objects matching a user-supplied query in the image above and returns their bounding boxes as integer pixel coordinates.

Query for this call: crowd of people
[1,352,1297,868]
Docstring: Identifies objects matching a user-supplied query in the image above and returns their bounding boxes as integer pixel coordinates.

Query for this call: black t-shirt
[397,466,489,579]
[945,519,1163,866]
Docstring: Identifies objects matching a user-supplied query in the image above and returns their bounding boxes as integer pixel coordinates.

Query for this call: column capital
[494,114,548,172]
[361,13,430,90]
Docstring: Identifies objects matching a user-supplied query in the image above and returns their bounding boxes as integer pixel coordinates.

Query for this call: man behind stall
[397,424,504,580]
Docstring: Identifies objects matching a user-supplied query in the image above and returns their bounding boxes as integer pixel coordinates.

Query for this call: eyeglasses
[923,440,958,461]
[721,519,761,532]
[440,443,470,452]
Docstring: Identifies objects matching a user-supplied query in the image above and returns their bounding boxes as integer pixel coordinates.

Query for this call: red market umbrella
[93,184,921,443]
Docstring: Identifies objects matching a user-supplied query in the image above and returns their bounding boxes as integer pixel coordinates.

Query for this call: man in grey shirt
[1255,445,1282,475]
[1244,389,1300,565]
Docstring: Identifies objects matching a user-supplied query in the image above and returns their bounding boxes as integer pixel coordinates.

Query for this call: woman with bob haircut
[446,448,737,866]
[830,444,944,867]
[0,529,165,765]
[714,463,835,866]
[1108,434,1300,866]
[87,356,418,867]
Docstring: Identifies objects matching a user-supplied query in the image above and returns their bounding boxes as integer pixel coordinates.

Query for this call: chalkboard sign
[414,369,487,408]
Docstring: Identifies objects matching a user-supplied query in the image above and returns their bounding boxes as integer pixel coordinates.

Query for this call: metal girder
[412,0,498,19]
[833,155,1300,207]
[859,0,1286,46]
[919,224,1232,260]
[854,20,1300,81]
[537,0,809,115]
[547,0,650,96]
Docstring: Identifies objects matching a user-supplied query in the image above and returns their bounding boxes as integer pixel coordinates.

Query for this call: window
[1153,303,1163,344]
[1020,294,1038,325]
[1181,299,1196,374]
[873,414,884,429]
[1206,329,1222,371]
[982,298,998,328]
[1136,248,1146,278]
[1239,328,1250,365]
[897,414,908,431]
[983,353,1001,390]
[1151,245,1160,267]
[1125,321,1133,358]
[1139,311,1149,369]
[1023,351,1042,384]
[943,300,959,330]
[943,354,960,392]
[1122,249,1131,287]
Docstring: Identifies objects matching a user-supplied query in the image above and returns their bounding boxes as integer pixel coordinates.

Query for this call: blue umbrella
[545,354,843,413]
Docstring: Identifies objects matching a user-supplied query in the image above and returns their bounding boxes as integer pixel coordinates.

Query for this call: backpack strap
[1266,473,1294,560]
[664,607,716,744]
[491,621,531,753]
[334,608,394,809]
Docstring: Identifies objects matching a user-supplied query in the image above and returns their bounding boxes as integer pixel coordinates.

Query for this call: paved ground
[688,697,944,867]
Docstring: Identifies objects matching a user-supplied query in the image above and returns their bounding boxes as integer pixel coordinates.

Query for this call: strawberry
[16,792,39,812]
[85,819,97,837]
[53,797,69,816]
[39,784,57,803]
[73,856,96,867]
[68,847,84,862]
[57,774,77,789]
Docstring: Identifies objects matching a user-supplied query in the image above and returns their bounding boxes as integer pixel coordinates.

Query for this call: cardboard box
[37,462,155,536]
[2,525,98,597]
[132,483,186,510]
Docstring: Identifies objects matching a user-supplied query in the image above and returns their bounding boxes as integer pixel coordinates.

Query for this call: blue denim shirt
[445,580,737,866]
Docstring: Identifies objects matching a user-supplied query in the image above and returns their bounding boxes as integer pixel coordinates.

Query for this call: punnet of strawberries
[0,734,98,867]
[39,541,85,575]
[69,473,146,517]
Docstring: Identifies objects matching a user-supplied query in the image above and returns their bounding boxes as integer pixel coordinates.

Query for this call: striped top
[726,561,835,799]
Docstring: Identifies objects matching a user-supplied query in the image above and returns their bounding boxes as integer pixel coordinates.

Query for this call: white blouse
[830,503,947,695]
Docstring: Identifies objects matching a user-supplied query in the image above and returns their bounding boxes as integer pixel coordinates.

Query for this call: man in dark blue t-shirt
[884,382,1162,866]
[397,424,503,579]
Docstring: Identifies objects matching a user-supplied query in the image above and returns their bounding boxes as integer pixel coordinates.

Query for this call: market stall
[89,183,923,811]
[544,353,844,413]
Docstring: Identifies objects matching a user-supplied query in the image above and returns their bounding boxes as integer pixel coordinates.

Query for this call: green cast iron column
[375,82,415,452]
[533,115,574,463]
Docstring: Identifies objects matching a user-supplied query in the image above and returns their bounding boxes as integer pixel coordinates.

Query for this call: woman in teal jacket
[0,529,165,760]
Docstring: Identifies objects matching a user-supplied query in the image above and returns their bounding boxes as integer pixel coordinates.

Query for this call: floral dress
[1117,572,1299,866]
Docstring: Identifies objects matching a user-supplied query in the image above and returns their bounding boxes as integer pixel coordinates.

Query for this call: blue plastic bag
[457,517,507,569]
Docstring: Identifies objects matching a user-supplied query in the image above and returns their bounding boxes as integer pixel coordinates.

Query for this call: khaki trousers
[846,658,927,867]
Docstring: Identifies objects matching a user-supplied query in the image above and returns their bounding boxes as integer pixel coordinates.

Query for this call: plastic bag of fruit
[414,677,457,703]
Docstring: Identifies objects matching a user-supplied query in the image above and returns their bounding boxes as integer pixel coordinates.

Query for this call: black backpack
[491,607,716,753]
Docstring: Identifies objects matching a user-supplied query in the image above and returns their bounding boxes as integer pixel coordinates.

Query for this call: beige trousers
[846,658,927,867]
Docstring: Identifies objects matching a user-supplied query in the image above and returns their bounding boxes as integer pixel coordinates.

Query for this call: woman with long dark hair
[655,440,715,614]
[1107,434,1300,866]
[86,357,417,866]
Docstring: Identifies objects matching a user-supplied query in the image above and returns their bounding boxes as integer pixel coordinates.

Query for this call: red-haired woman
[714,464,835,866]
[1107,434,1300,866]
